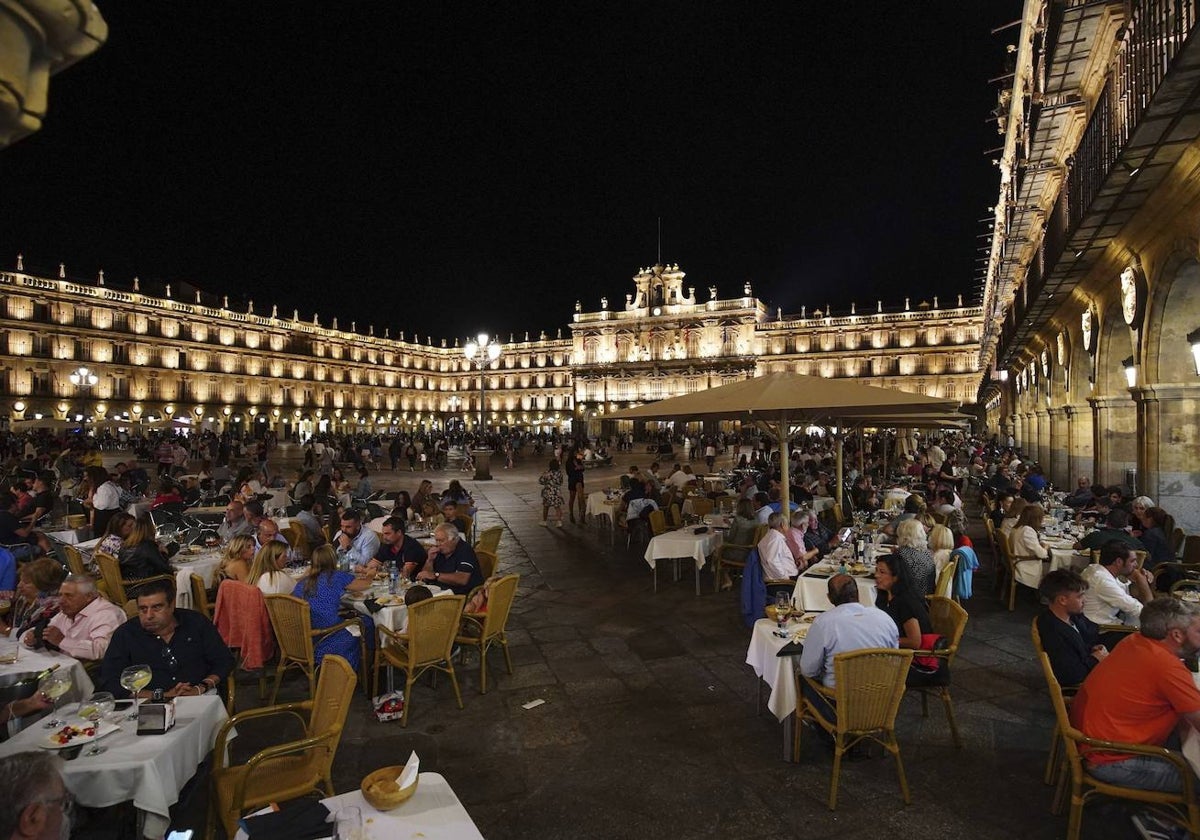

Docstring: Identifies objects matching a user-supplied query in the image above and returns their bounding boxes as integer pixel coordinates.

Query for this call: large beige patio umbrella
[606,372,961,514]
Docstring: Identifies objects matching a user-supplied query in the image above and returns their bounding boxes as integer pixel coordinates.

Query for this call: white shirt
[668,470,692,489]
[758,529,797,580]
[93,480,122,511]
[755,505,774,525]
[256,571,296,596]
[1080,563,1143,627]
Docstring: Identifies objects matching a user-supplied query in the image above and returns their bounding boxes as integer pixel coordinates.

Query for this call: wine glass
[774,592,791,634]
[81,692,115,755]
[120,664,153,720]
[40,669,73,728]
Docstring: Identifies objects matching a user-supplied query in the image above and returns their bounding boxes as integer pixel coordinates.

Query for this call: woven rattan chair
[717,495,737,513]
[934,558,958,600]
[63,544,89,577]
[204,655,357,840]
[648,509,669,537]
[910,595,968,748]
[264,594,366,704]
[1031,616,1079,787]
[1035,651,1200,839]
[373,594,466,726]
[284,521,311,561]
[190,573,214,619]
[1000,535,1045,612]
[794,648,915,809]
[94,552,174,617]
[475,548,498,580]
[690,498,714,518]
[474,526,502,555]
[457,574,519,693]
[667,503,683,528]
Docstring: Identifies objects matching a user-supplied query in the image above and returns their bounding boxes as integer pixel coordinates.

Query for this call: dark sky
[2,2,1020,342]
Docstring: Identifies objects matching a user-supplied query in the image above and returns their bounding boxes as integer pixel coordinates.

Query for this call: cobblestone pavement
[93,445,1145,839]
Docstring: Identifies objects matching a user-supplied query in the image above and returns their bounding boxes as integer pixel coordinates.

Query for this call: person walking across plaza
[539,459,565,527]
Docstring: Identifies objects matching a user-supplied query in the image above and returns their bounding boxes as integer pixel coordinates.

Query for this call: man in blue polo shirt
[414,522,484,596]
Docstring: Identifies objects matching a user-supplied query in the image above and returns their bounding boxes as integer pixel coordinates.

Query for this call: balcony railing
[1068,0,1198,226]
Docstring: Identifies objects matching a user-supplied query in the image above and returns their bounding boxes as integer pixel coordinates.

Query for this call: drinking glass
[40,669,73,728]
[332,806,362,840]
[119,664,153,720]
[774,591,791,633]
[81,692,115,755]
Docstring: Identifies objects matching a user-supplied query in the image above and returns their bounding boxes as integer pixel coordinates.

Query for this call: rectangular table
[744,616,817,762]
[643,529,722,595]
[791,564,877,612]
[0,694,229,839]
[234,772,484,840]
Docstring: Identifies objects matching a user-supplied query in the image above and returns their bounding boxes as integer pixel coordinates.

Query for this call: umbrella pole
[835,429,843,513]
[779,413,790,518]
[858,428,865,478]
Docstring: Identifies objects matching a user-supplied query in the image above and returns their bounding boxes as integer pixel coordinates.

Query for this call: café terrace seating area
[0,436,1190,839]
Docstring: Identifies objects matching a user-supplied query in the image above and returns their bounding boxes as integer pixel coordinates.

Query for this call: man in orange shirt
[1070,597,1200,795]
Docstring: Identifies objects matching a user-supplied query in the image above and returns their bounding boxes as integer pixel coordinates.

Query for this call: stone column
[1088,396,1138,487]
[1132,384,1200,533]
[1047,407,1068,487]
[1034,408,1051,470]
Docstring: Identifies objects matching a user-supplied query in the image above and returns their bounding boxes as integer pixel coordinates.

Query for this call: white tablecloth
[233,773,484,840]
[791,565,876,612]
[0,646,94,708]
[585,491,619,519]
[810,496,836,513]
[45,528,93,546]
[745,618,799,722]
[126,500,152,518]
[643,529,722,572]
[347,586,452,633]
[0,694,229,839]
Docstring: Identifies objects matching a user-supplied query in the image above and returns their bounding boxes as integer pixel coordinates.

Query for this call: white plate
[41,719,121,750]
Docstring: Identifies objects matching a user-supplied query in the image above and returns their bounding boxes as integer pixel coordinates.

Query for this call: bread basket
[361,765,418,810]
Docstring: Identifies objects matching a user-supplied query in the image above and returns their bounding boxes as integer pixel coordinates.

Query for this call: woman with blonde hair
[247,541,294,595]
[895,517,937,596]
[218,535,256,583]
[928,524,955,576]
[1000,497,1028,537]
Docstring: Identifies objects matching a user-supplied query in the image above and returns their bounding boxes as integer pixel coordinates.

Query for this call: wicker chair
[62,544,89,577]
[457,574,519,693]
[794,648,916,809]
[1035,651,1200,839]
[284,521,311,561]
[910,595,968,748]
[690,498,714,518]
[204,655,357,840]
[717,495,737,514]
[94,552,174,617]
[474,526,502,555]
[667,503,683,528]
[934,558,958,601]
[1000,536,1045,612]
[475,548,498,580]
[648,509,670,537]
[373,594,466,726]
[264,594,366,704]
[713,523,767,593]
[190,573,214,619]
[1031,616,1078,787]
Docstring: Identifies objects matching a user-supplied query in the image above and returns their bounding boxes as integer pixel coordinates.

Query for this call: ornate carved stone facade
[980,0,1200,532]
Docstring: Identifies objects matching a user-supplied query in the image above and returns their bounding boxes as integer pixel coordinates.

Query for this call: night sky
[2,2,1020,342]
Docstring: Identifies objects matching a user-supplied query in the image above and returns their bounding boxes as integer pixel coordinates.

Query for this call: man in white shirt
[926,442,947,471]
[334,508,380,568]
[758,513,799,584]
[753,493,774,525]
[1080,540,1155,628]
[799,573,899,723]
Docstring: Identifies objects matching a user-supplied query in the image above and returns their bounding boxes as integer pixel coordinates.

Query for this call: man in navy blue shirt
[100,578,233,698]
[368,516,427,579]
[414,523,483,596]
[1036,569,1110,687]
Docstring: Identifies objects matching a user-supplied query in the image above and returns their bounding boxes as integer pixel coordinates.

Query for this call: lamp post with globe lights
[463,333,503,480]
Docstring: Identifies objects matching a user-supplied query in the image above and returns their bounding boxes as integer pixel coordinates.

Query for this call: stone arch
[1146,252,1200,384]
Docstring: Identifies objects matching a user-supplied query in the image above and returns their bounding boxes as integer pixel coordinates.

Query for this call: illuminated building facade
[0,259,983,439]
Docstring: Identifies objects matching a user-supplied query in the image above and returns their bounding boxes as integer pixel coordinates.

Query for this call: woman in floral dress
[539,459,565,527]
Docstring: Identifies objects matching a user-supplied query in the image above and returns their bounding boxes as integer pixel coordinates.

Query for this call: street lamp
[68,366,98,388]
[463,332,503,433]
[463,333,503,481]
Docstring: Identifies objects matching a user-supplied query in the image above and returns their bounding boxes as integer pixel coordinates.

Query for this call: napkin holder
[137,700,176,735]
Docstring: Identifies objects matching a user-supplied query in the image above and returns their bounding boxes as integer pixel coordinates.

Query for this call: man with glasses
[217,500,253,543]
[0,751,73,839]
[99,578,232,699]
[414,523,483,596]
